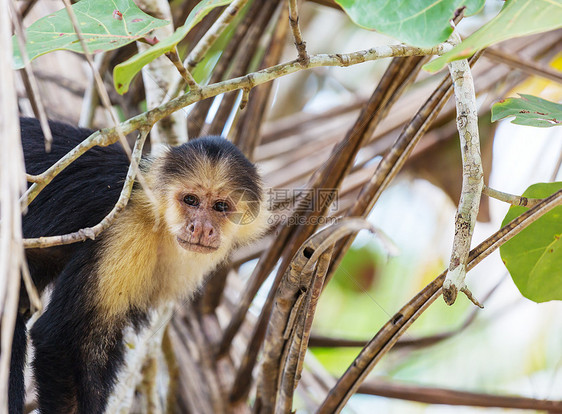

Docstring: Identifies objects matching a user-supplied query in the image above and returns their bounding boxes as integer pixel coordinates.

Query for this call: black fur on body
[11,118,265,414]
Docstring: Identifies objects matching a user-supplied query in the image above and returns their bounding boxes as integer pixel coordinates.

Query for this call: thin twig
[23,128,150,249]
[288,0,309,65]
[485,48,562,83]
[79,51,113,128]
[11,0,52,151]
[25,174,42,183]
[165,47,200,91]
[483,185,543,208]
[61,0,122,135]
[168,0,249,100]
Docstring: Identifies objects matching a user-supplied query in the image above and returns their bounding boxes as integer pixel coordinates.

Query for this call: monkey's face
[172,186,231,254]
[161,182,263,256]
[152,137,267,257]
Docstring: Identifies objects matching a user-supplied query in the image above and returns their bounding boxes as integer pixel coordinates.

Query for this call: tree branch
[443,34,484,306]
[22,42,451,208]
[357,381,562,411]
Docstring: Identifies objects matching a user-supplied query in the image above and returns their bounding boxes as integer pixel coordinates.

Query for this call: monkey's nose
[187,220,215,245]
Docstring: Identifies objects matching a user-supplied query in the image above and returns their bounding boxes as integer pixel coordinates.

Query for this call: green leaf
[424,0,562,72]
[500,182,562,303]
[12,0,169,69]
[113,0,232,95]
[333,0,485,48]
[492,94,562,128]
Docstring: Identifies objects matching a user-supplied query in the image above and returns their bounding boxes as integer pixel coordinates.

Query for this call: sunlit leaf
[113,0,232,94]
[500,182,562,303]
[425,0,562,72]
[12,0,169,69]
[492,94,562,128]
[333,0,485,48]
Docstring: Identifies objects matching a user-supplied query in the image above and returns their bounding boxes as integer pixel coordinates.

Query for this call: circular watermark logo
[226,188,261,226]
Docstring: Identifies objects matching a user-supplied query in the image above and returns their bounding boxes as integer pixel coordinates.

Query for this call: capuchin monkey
[11,118,267,414]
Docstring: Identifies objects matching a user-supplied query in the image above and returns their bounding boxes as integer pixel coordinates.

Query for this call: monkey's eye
[213,201,230,212]
[183,194,200,207]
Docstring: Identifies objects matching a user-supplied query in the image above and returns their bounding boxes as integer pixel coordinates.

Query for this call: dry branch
[288,0,309,65]
[276,246,332,413]
[256,220,373,412]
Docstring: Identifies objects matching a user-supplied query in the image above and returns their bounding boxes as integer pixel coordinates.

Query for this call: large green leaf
[333,0,485,48]
[12,0,169,69]
[492,94,562,128]
[500,182,562,303]
[425,0,562,72]
[113,0,232,94]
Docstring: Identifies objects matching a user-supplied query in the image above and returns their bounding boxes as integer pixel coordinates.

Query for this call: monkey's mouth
[176,237,219,254]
